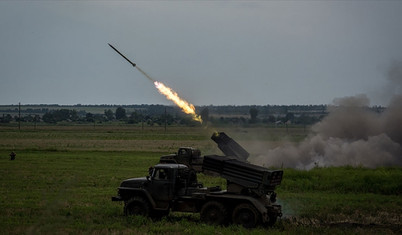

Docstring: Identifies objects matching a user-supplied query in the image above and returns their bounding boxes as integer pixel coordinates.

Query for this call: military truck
[112,132,283,228]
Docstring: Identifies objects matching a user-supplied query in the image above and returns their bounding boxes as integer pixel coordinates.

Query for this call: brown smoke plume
[251,63,402,169]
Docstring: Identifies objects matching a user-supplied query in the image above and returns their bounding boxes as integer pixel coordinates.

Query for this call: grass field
[0,124,401,234]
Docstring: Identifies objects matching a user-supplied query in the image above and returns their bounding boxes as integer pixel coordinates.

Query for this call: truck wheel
[232,203,260,228]
[124,197,150,217]
[200,201,228,225]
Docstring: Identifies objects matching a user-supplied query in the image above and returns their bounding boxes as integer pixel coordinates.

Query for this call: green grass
[280,167,402,195]
[0,125,401,234]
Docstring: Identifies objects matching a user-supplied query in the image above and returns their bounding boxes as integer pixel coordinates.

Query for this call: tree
[104,109,114,121]
[115,107,127,120]
[249,107,259,123]
[127,111,143,124]
[25,115,34,122]
[57,109,71,121]
[1,114,13,123]
[70,110,79,122]
[42,112,55,123]
[86,112,94,122]
[285,112,294,123]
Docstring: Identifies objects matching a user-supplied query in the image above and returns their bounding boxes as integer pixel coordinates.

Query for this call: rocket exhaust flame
[154,81,203,123]
[108,43,202,124]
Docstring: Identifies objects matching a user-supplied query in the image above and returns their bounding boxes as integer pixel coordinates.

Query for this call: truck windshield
[154,168,170,180]
[179,148,188,156]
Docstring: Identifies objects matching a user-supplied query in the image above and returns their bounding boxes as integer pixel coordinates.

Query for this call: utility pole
[164,107,167,132]
[18,102,21,131]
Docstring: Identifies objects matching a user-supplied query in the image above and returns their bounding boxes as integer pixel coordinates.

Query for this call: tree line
[0,105,329,126]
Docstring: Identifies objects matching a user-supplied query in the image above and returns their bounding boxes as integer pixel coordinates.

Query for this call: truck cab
[113,164,195,214]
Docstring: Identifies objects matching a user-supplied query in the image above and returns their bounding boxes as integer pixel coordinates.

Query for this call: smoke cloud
[386,60,402,99]
[251,63,402,169]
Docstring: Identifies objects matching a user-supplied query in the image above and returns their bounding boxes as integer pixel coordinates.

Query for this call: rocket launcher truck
[112,132,283,228]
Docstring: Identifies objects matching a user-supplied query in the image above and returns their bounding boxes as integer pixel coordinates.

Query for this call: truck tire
[124,196,150,217]
[232,203,260,228]
[200,201,228,225]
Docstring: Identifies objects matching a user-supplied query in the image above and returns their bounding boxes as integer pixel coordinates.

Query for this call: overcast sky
[1,1,402,106]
